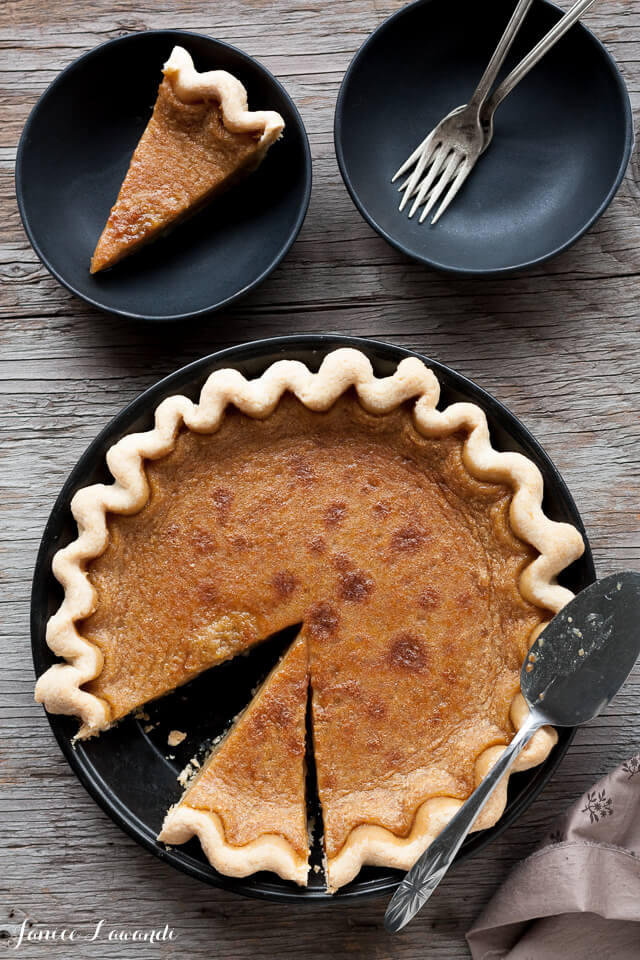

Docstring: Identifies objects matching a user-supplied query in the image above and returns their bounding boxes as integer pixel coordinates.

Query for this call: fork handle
[485,0,599,114]
[469,0,535,109]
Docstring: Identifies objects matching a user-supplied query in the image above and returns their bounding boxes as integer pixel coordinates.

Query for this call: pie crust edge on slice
[90,46,285,273]
[159,634,310,886]
[34,348,585,888]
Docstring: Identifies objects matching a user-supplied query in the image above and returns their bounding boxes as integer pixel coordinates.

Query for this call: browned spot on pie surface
[81,393,546,860]
[230,534,250,550]
[212,486,233,524]
[418,587,441,609]
[388,632,429,672]
[331,552,352,572]
[272,570,298,599]
[385,746,405,767]
[196,579,219,606]
[307,602,340,638]
[365,698,387,720]
[390,524,429,553]
[324,501,347,527]
[337,570,374,603]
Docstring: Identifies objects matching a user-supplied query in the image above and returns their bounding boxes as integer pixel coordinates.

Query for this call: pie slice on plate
[90,46,285,273]
[35,348,584,890]
[159,634,309,885]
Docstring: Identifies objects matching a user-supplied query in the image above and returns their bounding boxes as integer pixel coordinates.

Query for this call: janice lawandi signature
[14,919,176,949]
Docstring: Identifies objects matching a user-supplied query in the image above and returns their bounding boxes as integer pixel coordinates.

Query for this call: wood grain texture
[1,0,639,956]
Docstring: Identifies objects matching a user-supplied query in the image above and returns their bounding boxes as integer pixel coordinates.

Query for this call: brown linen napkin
[467,753,640,959]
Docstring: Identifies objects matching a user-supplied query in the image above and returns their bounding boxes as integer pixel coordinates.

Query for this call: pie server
[384,570,640,932]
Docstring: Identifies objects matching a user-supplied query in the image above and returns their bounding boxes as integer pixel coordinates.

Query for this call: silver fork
[393,0,599,225]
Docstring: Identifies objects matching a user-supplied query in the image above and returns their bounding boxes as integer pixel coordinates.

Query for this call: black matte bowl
[335,0,633,275]
[31,335,595,901]
[15,31,311,321]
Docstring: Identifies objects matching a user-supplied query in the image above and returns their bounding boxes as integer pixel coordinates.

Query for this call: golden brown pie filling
[81,393,545,859]
[90,77,264,274]
[175,634,309,862]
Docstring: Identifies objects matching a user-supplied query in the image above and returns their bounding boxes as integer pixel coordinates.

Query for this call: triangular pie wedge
[159,634,310,885]
[90,46,284,273]
[35,349,584,890]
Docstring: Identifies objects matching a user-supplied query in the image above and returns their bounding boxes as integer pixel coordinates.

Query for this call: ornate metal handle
[384,709,542,933]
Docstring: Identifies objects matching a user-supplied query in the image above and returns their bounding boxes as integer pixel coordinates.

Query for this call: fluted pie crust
[34,348,584,890]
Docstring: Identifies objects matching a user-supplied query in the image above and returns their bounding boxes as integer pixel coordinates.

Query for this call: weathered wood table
[2,1,639,957]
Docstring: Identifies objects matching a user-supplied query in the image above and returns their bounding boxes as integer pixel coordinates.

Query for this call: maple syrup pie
[90,46,285,273]
[35,348,584,890]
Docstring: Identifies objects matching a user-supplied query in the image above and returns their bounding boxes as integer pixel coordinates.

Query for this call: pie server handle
[383,709,541,933]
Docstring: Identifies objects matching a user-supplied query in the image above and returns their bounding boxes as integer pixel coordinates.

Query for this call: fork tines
[393,143,470,225]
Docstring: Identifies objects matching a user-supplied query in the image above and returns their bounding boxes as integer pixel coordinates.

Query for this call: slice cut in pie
[35,348,584,890]
[159,634,309,885]
[90,46,285,273]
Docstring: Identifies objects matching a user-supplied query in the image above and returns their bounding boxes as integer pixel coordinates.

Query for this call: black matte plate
[334,0,633,275]
[31,335,595,902]
[15,31,311,321]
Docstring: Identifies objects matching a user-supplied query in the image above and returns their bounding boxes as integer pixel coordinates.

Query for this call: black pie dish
[334,0,633,276]
[15,30,312,322]
[31,334,595,902]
